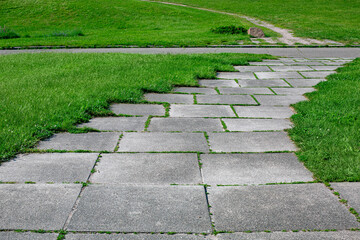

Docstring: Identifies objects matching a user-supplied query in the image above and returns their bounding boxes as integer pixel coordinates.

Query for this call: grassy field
[0,0,277,48]
[289,59,360,182]
[154,0,360,44]
[0,53,271,162]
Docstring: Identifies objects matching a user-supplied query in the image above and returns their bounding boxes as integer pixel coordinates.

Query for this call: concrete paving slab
[145,93,194,104]
[271,87,316,95]
[216,231,360,240]
[331,182,360,212]
[173,87,217,94]
[110,103,165,116]
[66,233,208,240]
[217,72,256,79]
[234,66,271,72]
[148,117,223,132]
[91,153,201,184]
[219,87,273,95]
[285,62,324,66]
[300,71,336,78]
[67,185,212,232]
[201,153,313,185]
[223,118,292,131]
[323,62,349,66]
[286,78,325,87]
[255,95,307,106]
[208,184,360,231]
[199,79,239,88]
[208,132,297,152]
[255,72,303,79]
[0,153,98,183]
[310,66,339,71]
[170,105,236,117]
[78,117,147,131]
[249,62,285,66]
[0,232,58,240]
[270,66,313,71]
[237,79,290,87]
[234,106,294,118]
[196,95,257,105]
[37,132,120,151]
[117,132,209,152]
[0,184,81,230]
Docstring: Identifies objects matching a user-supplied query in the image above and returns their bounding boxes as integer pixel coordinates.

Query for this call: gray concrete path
[1,57,360,239]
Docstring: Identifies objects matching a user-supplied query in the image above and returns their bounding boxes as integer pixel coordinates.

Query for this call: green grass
[0,0,277,48]
[289,59,360,182]
[154,0,360,44]
[0,53,272,162]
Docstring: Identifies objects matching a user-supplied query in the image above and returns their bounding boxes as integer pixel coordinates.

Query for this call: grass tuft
[46,30,84,38]
[211,25,247,35]
[0,26,20,39]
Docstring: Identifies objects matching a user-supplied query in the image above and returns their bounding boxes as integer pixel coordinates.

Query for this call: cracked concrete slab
[331,182,360,213]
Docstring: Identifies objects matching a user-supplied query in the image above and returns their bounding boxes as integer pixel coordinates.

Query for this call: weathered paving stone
[219,87,273,95]
[66,233,208,240]
[285,61,324,66]
[0,153,98,183]
[208,132,297,152]
[208,184,360,231]
[148,117,223,132]
[199,79,239,88]
[216,231,360,240]
[255,95,307,106]
[249,62,285,66]
[0,184,81,230]
[37,132,120,151]
[170,105,236,117]
[201,153,313,185]
[223,118,292,131]
[310,65,339,71]
[78,117,147,131]
[217,72,256,79]
[110,103,165,116]
[270,66,313,71]
[286,78,326,87]
[331,182,360,212]
[196,95,257,105]
[91,153,201,184]
[234,106,294,118]
[255,72,303,79]
[145,93,194,104]
[173,87,217,94]
[323,61,348,66]
[271,87,315,95]
[117,132,209,152]
[233,66,271,72]
[0,232,58,240]
[300,71,336,78]
[237,79,290,87]
[67,185,212,232]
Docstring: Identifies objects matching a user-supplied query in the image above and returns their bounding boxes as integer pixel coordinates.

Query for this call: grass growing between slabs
[0,52,272,162]
[289,59,360,182]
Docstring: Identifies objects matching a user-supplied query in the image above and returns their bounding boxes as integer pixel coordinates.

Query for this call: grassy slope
[154,0,360,44]
[0,53,271,162]
[0,0,276,47]
[289,59,360,182]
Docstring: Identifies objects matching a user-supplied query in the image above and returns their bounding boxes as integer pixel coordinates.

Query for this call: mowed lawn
[0,0,276,48]
[154,0,360,44]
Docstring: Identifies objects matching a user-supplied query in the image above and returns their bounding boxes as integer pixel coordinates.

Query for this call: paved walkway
[1,57,360,239]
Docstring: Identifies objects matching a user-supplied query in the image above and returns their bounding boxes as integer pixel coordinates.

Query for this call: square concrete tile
[237,79,290,87]
[234,106,294,118]
[201,153,313,185]
[170,105,236,117]
[208,184,360,231]
[196,95,257,105]
[0,232,58,240]
[331,182,360,212]
[216,232,360,240]
[310,66,339,71]
[286,78,326,87]
[67,185,212,232]
[110,104,165,116]
[219,88,273,95]
[208,132,297,152]
[0,153,98,183]
[217,72,256,80]
[173,87,217,95]
[37,132,120,151]
[255,72,303,79]
[270,66,313,72]
[300,71,336,78]
[91,153,201,184]
[199,79,239,88]
[0,184,81,230]
[249,62,285,66]
[145,93,194,104]
[148,117,224,132]
[78,117,147,131]
[118,132,209,152]
[286,61,324,66]
[233,66,271,72]
[223,118,292,131]
[66,233,208,240]
[255,95,307,106]
[271,87,316,95]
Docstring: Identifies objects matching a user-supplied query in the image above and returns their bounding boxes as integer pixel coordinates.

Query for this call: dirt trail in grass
[143,0,343,46]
